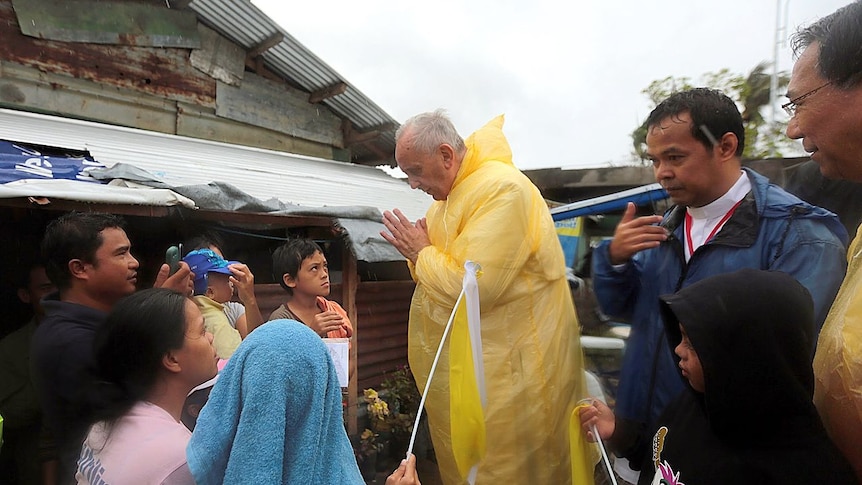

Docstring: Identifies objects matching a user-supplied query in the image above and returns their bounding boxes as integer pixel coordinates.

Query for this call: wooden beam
[345,129,380,147]
[342,241,359,436]
[246,33,284,60]
[361,140,390,161]
[0,198,172,217]
[244,57,283,83]
[308,82,347,104]
[168,0,193,9]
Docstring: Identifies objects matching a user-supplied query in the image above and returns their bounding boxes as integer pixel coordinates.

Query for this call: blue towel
[187,319,363,484]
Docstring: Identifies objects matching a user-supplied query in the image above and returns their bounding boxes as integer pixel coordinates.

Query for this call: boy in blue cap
[184,248,243,359]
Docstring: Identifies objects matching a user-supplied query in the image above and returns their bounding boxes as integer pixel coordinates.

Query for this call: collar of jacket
[660,169,808,249]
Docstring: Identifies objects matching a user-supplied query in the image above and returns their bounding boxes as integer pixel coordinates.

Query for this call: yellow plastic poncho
[407,116,589,484]
[814,223,862,481]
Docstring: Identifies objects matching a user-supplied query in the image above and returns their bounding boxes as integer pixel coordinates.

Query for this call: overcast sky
[254,0,848,171]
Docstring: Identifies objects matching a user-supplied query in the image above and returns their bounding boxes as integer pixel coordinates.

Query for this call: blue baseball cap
[183,248,240,295]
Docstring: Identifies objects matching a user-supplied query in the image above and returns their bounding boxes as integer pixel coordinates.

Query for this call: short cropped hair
[41,212,126,290]
[646,88,745,157]
[272,239,324,296]
[791,0,862,89]
[396,109,466,156]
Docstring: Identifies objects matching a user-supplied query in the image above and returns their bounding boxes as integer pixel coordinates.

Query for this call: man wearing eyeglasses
[591,88,848,483]
[786,2,862,480]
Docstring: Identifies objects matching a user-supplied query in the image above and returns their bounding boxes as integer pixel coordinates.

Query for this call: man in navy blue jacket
[592,88,848,483]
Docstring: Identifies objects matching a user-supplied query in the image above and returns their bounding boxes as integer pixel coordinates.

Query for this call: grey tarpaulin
[89,164,407,263]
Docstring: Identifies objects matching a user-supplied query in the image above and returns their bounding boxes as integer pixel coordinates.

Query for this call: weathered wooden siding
[0,0,343,159]
[354,281,414,390]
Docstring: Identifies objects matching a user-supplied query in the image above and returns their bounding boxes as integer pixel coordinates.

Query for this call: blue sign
[0,140,107,184]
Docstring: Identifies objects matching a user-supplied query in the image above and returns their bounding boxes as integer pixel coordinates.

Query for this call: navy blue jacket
[30,292,107,482]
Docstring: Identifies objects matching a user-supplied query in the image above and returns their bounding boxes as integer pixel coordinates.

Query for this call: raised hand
[608,202,667,264]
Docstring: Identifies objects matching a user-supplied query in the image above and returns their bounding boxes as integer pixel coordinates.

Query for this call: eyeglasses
[782,81,833,117]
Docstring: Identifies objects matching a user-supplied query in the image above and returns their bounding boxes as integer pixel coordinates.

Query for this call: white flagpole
[406,287,465,457]
[592,424,618,485]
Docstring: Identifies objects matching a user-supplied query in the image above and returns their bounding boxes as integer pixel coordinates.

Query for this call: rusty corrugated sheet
[0,1,215,107]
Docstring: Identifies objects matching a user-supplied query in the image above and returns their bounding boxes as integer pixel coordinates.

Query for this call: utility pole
[770,0,790,125]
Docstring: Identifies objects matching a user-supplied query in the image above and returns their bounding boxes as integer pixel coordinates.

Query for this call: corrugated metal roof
[189,0,397,155]
[0,108,430,221]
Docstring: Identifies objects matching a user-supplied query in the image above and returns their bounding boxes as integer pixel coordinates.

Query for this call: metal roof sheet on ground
[189,0,397,142]
[0,108,430,221]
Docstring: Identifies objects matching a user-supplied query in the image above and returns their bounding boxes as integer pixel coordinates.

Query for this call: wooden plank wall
[0,0,343,160]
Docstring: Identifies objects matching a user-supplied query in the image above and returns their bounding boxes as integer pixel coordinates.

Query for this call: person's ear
[162,351,182,374]
[439,143,456,168]
[205,285,216,299]
[716,132,739,160]
[283,273,296,289]
[17,288,31,304]
[68,259,89,281]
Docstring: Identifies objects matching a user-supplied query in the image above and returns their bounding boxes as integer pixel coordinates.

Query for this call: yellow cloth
[449,269,485,479]
[193,295,241,359]
[814,222,862,481]
[408,116,592,484]
[570,404,596,485]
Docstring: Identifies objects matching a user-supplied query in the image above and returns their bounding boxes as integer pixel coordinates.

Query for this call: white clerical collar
[687,171,750,220]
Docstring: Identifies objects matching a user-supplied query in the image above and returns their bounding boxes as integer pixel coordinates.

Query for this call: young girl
[76,288,218,485]
[268,238,352,339]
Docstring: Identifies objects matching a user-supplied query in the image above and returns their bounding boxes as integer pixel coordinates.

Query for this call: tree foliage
[631,63,796,162]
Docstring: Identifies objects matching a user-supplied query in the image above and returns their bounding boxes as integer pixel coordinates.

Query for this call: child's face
[674,324,705,392]
[206,272,234,303]
[286,250,330,298]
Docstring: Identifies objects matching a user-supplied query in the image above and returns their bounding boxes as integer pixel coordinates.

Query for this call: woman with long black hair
[75,288,218,484]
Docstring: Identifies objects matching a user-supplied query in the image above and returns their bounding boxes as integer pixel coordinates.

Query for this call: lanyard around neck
[684,199,743,258]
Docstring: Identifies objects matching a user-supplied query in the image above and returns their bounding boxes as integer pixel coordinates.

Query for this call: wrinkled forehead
[788,43,825,96]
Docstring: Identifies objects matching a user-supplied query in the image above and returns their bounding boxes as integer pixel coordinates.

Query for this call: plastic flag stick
[406,288,465,457]
[592,423,618,485]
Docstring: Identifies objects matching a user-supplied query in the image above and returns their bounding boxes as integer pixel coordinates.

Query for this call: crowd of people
[0,1,861,484]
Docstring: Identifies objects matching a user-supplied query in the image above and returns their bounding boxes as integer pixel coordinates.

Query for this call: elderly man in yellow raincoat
[786,4,862,481]
[382,110,589,484]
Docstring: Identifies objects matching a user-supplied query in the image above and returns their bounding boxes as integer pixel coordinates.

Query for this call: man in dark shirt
[30,212,193,483]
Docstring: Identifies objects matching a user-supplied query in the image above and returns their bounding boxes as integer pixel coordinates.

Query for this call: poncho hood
[452,115,514,190]
[659,268,818,443]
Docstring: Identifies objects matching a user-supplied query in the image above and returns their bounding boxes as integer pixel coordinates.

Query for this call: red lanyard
[685,199,743,258]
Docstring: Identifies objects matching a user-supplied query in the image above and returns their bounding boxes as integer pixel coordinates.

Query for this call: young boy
[580,269,856,484]
[183,248,244,359]
[185,234,263,337]
[268,239,352,339]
